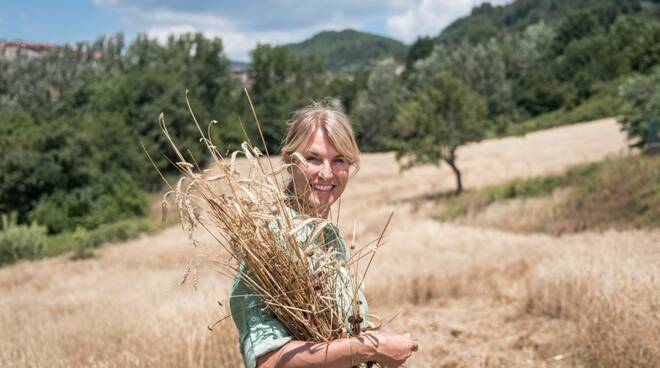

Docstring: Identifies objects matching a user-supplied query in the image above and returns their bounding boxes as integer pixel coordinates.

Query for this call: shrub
[619,66,660,148]
[29,173,148,234]
[0,214,47,265]
[40,218,157,259]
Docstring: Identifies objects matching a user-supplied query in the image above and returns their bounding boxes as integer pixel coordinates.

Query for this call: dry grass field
[2,118,658,367]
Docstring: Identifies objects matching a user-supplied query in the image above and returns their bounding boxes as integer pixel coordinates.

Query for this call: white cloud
[94,0,515,59]
[386,0,513,42]
[140,10,361,61]
[95,3,369,60]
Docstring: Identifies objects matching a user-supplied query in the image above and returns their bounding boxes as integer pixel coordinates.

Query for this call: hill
[436,0,656,45]
[284,29,408,71]
[5,119,660,367]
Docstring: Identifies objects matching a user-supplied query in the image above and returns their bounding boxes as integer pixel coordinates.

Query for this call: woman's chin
[310,191,336,211]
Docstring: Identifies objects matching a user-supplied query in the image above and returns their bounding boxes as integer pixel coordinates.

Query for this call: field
[2,118,658,367]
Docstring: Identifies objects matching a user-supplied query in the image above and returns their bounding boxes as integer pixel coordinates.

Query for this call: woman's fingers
[404,332,418,352]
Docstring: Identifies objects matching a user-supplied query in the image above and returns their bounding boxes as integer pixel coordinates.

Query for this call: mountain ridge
[283,29,408,71]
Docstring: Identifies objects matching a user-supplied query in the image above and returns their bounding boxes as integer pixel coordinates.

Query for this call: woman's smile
[312,183,335,192]
[291,128,350,218]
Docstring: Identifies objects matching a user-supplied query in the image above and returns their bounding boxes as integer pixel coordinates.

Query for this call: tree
[619,67,660,149]
[410,40,512,120]
[403,36,434,79]
[352,59,403,151]
[323,70,369,115]
[249,44,325,153]
[393,73,487,194]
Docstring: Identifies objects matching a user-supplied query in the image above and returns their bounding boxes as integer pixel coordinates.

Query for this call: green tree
[323,69,369,115]
[403,36,434,79]
[352,59,403,151]
[249,44,325,153]
[552,12,599,54]
[411,40,512,119]
[393,74,487,194]
[619,67,660,149]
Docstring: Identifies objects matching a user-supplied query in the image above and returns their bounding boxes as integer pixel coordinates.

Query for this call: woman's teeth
[313,184,334,192]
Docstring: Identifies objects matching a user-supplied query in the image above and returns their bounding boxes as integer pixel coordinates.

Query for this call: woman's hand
[255,332,417,368]
[363,331,417,367]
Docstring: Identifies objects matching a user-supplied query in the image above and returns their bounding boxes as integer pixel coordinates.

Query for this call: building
[0,40,61,60]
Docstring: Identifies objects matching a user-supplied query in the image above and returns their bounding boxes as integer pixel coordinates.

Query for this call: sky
[1,0,513,61]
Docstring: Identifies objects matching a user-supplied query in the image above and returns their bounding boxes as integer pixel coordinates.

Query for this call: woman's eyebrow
[304,151,345,159]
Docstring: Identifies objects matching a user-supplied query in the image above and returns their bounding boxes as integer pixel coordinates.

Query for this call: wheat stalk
[147,90,389,344]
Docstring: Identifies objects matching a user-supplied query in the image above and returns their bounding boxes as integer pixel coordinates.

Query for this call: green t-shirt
[229,212,369,368]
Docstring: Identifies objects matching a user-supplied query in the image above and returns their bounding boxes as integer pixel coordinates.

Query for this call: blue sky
[1,0,512,61]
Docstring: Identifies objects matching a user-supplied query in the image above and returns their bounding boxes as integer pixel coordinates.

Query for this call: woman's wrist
[349,334,380,362]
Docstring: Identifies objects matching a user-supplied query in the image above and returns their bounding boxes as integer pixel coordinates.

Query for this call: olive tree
[352,59,404,151]
[393,73,487,194]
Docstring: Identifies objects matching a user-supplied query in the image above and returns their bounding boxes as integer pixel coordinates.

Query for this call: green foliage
[323,70,369,115]
[411,40,512,120]
[29,173,147,234]
[426,0,659,130]
[0,214,47,266]
[43,218,157,259]
[352,59,404,151]
[0,109,149,233]
[284,29,408,71]
[508,78,623,136]
[404,36,434,77]
[3,0,660,265]
[248,44,327,153]
[393,73,487,193]
[437,0,643,46]
[0,32,238,241]
[619,66,660,148]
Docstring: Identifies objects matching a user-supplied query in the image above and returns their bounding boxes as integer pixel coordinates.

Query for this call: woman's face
[291,128,350,218]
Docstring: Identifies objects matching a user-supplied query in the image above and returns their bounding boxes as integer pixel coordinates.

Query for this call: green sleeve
[230,264,292,368]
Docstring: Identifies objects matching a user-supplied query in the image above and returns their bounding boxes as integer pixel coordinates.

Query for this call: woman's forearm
[256,335,378,368]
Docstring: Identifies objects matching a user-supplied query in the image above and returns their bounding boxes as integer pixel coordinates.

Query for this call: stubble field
[1,118,658,367]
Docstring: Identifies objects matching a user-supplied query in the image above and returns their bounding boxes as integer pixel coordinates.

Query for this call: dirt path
[2,118,653,368]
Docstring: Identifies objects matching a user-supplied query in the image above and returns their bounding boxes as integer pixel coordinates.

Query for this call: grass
[3,121,658,367]
[437,160,603,220]
[437,154,660,234]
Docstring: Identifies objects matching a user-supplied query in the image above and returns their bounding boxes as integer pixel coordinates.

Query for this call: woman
[230,102,417,368]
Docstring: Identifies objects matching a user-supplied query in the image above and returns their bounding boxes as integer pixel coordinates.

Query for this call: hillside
[436,0,656,45]
[284,29,408,71]
[5,119,660,368]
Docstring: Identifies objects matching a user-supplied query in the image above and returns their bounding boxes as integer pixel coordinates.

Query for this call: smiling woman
[281,103,359,218]
[229,101,417,368]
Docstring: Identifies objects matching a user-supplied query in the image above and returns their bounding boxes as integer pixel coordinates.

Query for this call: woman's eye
[306,157,322,165]
[333,158,347,165]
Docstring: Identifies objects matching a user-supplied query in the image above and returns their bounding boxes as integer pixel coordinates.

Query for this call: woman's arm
[256,332,416,368]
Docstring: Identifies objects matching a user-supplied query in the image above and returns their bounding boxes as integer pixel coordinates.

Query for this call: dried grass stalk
[149,91,387,343]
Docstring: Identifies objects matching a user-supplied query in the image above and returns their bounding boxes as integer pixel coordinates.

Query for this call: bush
[41,218,157,259]
[566,155,660,229]
[0,214,47,265]
[29,173,148,234]
[508,78,623,136]
[619,66,660,148]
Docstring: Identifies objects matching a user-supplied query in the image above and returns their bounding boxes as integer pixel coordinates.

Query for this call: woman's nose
[319,161,333,179]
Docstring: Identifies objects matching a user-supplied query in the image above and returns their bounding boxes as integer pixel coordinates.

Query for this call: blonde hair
[281,100,360,172]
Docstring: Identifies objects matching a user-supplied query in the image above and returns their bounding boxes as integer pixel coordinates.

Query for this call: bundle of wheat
[146,92,386,344]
